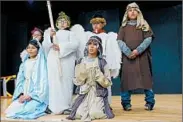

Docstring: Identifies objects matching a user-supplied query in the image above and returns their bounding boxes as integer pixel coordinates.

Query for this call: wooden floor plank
[1,95,182,122]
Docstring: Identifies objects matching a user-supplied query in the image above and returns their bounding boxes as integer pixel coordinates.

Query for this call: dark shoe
[45,107,52,114]
[123,104,132,111]
[63,109,71,115]
[121,102,132,111]
[145,103,154,111]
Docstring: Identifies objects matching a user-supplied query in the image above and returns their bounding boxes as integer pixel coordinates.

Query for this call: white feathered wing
[105,32,122,78]
[70,24,87,60]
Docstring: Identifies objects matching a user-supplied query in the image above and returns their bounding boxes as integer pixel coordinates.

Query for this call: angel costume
[20,27,43,62]
[70,12,121,104]
[67,36,114,121]
[5,40,49,119]
[42,11,79,114]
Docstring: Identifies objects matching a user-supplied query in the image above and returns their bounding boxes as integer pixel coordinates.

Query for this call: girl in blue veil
[5,39,49,119]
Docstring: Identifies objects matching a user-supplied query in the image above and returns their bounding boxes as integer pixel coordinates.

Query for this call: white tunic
[23,58,36,94]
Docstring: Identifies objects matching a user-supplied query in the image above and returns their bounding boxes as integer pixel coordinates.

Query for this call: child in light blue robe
[5,39,49,119]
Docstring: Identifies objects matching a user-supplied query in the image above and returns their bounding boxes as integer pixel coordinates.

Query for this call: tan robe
[73,57,112,121]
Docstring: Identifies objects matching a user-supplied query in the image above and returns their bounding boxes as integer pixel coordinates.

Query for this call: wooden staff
[46,1,62,77]
[46,1,57,44]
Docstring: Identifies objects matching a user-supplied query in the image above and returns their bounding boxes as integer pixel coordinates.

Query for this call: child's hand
[51,44,60,51]
[50,29,56,37]
[18,95,25,103]
[95,67,112,88]
[18,95,32,103]
[132,49,139,56]
[129,50,139,59]
[129,53,136,59]
[23,95,32,102]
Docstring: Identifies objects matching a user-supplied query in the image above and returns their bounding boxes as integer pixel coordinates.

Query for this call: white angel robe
[70,24,122,104]
[42,28,79,114]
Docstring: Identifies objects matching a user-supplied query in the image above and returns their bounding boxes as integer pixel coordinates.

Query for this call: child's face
[88,41,98,56]
[127,7,139,20]
[92,23,103,32]
[32,31,42,41]
[27,44,38,58]
[57,19,69,30]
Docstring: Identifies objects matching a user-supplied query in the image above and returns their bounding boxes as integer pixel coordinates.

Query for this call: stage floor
[1,95,182,122]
